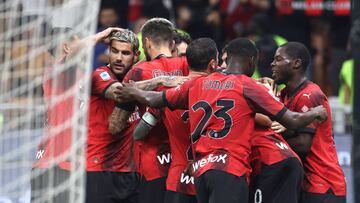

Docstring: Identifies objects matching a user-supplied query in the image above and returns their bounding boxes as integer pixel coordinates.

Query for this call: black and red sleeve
[123,67,145,83]
[293,90,326,135]
[91,67,118,97]
[163,79,192,110]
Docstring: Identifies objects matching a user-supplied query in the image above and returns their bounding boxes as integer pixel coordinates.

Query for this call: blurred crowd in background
[1,0,353,132]
[94,0,352,104]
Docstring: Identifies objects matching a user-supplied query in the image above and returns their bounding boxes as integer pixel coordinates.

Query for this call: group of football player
[32,17,346,203]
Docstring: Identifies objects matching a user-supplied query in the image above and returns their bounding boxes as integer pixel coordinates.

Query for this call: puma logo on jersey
[303,93,311,99]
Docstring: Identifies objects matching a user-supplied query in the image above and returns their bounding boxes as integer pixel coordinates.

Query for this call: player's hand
[216,66,226,72]
[94,27,125,44]
[271,121,286,133]
[312,105,328,122]
[114,84,137,102]
[257,77,277,94]
[160,76,190,87]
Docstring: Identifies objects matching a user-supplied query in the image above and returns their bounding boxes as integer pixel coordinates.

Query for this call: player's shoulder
[133,59,152,70]
[158,56,188,68]
[94,65,110,73]
[92,66,114,80]
[298,81,325,97]
[295,81,326,103]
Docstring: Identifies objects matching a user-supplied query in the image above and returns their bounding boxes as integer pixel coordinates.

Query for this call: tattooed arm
[107,76,188,103]
[108,76,188,135]
[108,107,133,135]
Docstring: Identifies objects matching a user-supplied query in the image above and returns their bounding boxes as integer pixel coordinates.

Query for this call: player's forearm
[280,110,319,130]
[105,82,125,102]
[134,77,162,91]
[131,89,165,108]
[108,107,132,135]
[134,76,188,91]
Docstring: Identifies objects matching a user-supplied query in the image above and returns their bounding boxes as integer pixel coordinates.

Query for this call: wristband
[115,102,135,112]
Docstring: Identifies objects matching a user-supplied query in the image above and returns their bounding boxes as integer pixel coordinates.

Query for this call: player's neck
[150,47,172,60]
[286,75,307,92]
[189,70,208,77]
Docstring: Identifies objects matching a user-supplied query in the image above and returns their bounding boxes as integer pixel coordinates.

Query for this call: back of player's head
[280,42,311,71]
[186,38,218,71]
[141,18,175,46]
[110,29,139,52]
[226,38,258,61]
[48,27,76,56]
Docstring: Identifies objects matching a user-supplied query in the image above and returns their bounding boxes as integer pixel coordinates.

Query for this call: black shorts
[195,169,248,203]
[31,166,70,203]
[300,189,346,203]
[164,190,197,203]
[249,157,304,203]
[138,176,167,203]
[86,171,139,203]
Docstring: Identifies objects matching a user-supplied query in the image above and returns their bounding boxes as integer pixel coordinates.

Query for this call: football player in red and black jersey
[220,45,304,203]
[86,29,142,203]
[87,28,186,203]
[271,42,346,203]
[114,38,328,203]
[132,38,213,203]
[109,18,189,203]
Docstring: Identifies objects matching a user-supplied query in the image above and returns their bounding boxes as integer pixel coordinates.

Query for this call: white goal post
[0,0,100,202]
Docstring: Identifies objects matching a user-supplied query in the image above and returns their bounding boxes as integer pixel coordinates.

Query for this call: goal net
[0,0,100,202]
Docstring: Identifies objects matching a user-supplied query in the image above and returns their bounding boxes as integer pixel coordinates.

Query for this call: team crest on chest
[301,105,309,112]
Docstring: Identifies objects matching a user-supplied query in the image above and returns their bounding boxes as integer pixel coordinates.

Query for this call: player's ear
[293,59,302,70]
[62,43,70,55]
[144,37,151,49]
[134,50,140,63]
[208,58,217,72]
[170,40,175,53]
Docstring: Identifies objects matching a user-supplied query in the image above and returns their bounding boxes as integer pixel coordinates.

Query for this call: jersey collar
[287,79,309,98]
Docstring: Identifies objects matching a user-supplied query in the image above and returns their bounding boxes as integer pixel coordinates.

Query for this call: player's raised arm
[115,77,191,109]
[104,76,188,103]
[115,85,165,108]
[277,105,327,130]
[107,76,187,135]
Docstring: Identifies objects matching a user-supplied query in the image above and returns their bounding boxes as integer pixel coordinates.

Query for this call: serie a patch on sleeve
[100,71,111,81]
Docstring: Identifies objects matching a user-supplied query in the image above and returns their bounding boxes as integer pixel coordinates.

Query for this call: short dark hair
[280,42,311,71]
[174,30,192,45]
[226,38,258,61]
[186,38,217,71]
[141,18,175,45]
